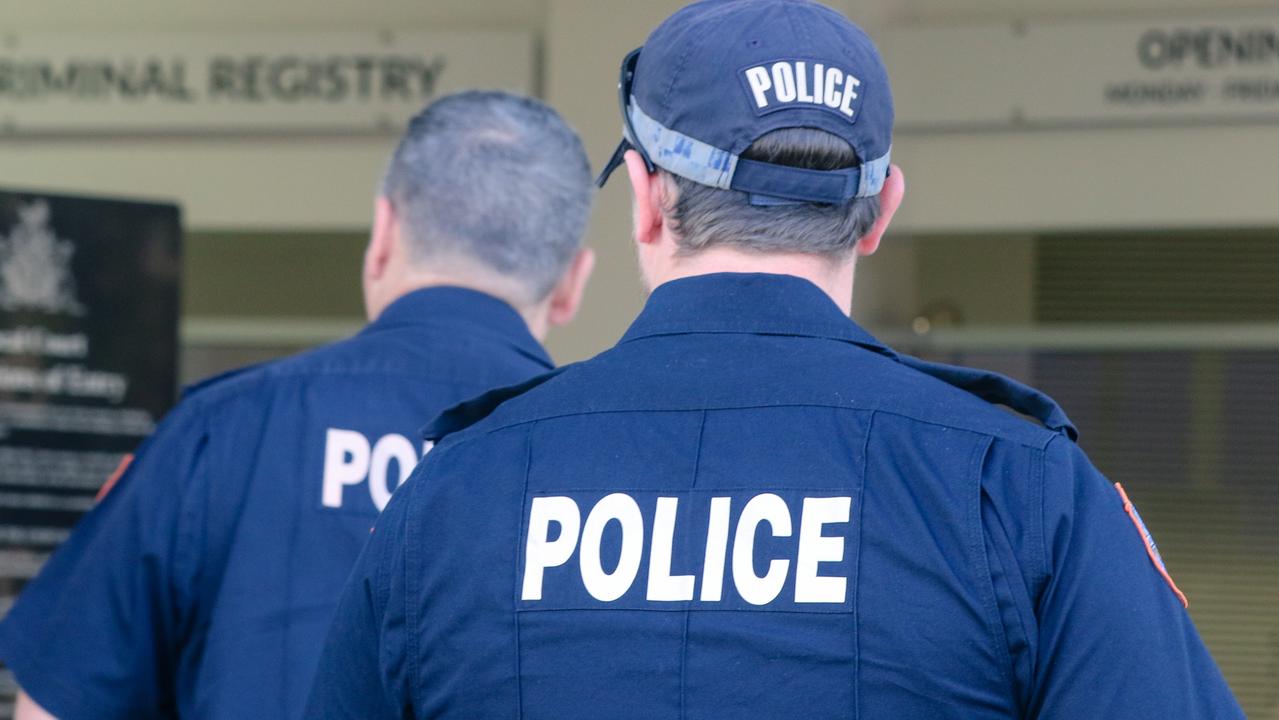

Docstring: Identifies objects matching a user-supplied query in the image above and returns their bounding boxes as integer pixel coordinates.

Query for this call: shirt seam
[1037,436,1062,590]
[619,326,878,347]
[443,405,1055,452]
[174,418,213,612]
[403,474,422,716]
[196,368,543,399]
[277,430,308,717]
[854,411,875,720]
[516,423,533,720]
[185,343,550,404]
[681,411,706,720]
[970,435,1016,690]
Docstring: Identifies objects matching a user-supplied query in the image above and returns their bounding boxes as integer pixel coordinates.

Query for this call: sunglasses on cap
[596,48,655,188]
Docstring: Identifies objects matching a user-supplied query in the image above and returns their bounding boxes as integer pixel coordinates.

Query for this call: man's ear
[623,150,665,247]
[546,247,596,329]
[366,196,398,282]
[856,164,905,257]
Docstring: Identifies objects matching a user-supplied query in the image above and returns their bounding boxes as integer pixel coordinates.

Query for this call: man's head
[364,90,596,339]
[597,0,904,309]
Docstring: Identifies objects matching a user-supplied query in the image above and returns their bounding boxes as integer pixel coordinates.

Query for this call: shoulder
[179,334,381,408]
[880,358,1068,449]
[430,340,1073,452]
[110,339,379,503]
[423,341,658,447]
[423,365,572,449]
[1038,431,1107,499]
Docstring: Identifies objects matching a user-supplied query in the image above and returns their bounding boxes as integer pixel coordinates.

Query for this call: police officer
[307,3,1244,718]
[0,90,596,720]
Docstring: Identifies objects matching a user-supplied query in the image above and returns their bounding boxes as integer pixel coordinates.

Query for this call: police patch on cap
[1114,483,1189,609]
[739,59,865,122]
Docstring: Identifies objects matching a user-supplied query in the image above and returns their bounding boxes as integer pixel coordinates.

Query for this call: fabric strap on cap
[628,98,889,201]
[629,99,738,190]
[731,158,862,205]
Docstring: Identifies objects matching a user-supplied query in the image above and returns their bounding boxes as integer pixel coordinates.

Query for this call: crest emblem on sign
[0,201,85,316]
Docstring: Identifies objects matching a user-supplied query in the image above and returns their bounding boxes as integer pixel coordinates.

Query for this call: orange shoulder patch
[95,454,134,502]
[1115,483,1188,609]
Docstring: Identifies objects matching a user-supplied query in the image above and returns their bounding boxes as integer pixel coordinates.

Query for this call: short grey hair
[661,128,881,258]
[381,91,594,302]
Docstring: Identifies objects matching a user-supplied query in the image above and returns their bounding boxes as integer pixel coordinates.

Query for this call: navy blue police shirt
[308,273,1243,720]
[0,287,555,720]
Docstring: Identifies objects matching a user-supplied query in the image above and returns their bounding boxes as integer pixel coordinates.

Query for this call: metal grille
[1037,231,1279,324]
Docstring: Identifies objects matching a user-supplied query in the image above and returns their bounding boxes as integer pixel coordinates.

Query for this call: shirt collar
[616,273,1078,440]
[620,272,894,357]
[364,286,553,369]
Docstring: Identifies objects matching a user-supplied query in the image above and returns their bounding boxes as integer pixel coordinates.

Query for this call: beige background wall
[543,0,1279,357]
[0,0,544,232]
[2,0,1276,363]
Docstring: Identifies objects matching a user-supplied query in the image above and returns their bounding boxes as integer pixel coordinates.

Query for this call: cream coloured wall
[4,0,1274,235]
[542,0,1279,357]
[0,0,545,32]
[542,0,685,357]
[0,0,546,231]
[2,0,1277,362]
[891,0,1276,21]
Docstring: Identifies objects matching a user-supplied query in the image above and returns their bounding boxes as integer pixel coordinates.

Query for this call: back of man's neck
[660,247,855,315]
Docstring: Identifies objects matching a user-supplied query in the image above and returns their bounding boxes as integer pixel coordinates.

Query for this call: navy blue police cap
[596,0,893,206]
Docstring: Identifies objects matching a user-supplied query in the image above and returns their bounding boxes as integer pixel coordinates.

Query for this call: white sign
[0,31,534,134]
[883,12,1279,131]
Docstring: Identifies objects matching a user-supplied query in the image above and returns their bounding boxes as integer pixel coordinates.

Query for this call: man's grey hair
[661,128,881,258]
[381,90,593,302]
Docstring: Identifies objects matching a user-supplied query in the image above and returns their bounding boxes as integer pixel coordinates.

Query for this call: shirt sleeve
[0,401,210,720]
[1030,435,1245,719]
[304,470,415,720]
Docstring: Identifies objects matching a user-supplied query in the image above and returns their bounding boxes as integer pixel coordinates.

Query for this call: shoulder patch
[1114,483,1188,608]
[95,454,134,502]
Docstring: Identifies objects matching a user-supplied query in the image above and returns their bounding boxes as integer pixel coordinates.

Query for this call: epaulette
[180,361,269,399]
[421,366,570,443]
[896,354,1079,441]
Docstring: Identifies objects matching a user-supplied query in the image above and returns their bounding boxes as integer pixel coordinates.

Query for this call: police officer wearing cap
[0,90,596,720]
[308,2,1243,718]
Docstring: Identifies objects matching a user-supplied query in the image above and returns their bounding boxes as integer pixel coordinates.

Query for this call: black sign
[0,189,181,616]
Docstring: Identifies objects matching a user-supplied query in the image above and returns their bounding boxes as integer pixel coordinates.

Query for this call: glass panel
[1037,231,1279,324]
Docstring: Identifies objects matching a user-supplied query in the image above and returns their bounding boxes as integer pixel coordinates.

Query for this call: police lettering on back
[743,60,861,118]
[523,493,852,606]
[321,428,433,511]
